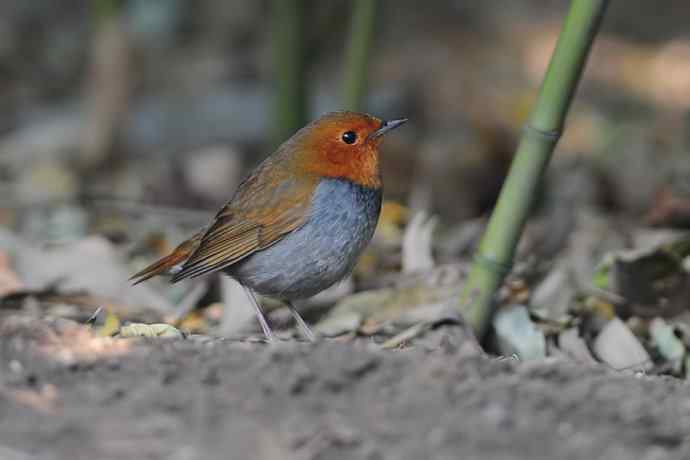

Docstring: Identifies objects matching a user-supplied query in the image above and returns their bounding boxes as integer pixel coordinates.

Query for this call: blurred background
[5,5,690,453]
[2,0,690,342]
[2,0,690,241]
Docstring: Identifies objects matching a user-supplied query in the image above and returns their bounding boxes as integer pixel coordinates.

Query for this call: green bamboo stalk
[342,0,378,111]
[459,0,609,338]
[92,0,123,24]
[271,0,308,145]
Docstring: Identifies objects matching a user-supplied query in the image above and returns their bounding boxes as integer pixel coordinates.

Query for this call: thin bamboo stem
[271,0,308,145]
[92,0,122,23]
[342,0,378,111]
[459,0,609,338]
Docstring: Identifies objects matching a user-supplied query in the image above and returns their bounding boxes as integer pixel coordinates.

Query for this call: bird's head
[288,111,407,189]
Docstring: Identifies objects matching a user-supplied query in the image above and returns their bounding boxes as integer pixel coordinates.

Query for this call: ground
[1,318,689,460]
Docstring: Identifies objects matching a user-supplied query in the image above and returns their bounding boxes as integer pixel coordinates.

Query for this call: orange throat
[299,140,382,189]
[315,149,381,188]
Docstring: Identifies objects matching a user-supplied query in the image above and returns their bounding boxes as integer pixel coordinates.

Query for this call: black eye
[341,131,357,144]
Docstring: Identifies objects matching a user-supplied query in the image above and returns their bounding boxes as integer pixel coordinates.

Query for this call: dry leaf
[117,323,185,339]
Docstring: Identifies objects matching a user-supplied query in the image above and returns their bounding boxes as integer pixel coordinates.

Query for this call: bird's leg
[242,286,275,342]
[286,301,316,342]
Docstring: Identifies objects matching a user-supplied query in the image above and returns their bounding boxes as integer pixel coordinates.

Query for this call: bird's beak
[368,118,408,141]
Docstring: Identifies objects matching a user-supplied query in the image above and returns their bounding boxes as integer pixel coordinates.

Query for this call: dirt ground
[1,318,689,460]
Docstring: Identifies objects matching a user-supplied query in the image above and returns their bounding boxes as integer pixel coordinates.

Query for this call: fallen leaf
[117,323,185,339]
[530,264,574,322]
[96,309,122,337]
[402,212,437,273]
[1,232,174,314]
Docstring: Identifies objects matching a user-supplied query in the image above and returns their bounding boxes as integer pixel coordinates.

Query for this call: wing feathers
[168,173,317,283]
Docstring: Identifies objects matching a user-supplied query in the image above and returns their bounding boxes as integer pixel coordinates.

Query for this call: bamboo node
[522,124,561,143]
[472,252,513,277]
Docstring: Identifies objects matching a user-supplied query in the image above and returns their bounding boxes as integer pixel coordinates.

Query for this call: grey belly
[226,178,381,300]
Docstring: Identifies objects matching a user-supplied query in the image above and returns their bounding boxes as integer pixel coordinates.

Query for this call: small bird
[131,111,407,341]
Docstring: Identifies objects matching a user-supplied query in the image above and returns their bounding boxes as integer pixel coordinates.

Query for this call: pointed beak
[368,117,408,141]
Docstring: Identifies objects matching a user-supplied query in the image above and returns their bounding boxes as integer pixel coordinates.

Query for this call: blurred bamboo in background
[82,0,131,170]
[271,0,308,146]
[342,0,378,111]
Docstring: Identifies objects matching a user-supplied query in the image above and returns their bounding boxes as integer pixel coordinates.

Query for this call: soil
[1,318,689,460]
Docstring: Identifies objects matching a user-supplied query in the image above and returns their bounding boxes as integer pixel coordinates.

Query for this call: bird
[130,111,407,341]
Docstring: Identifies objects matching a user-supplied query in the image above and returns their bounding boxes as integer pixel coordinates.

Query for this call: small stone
[493,305,546,360]
[593,317,651,371]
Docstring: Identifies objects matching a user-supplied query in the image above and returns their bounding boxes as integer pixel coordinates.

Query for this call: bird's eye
[341,131,357,144]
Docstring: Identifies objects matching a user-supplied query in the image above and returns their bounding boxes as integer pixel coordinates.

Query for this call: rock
[493,305,546,360]
[558,327,597,365]
[649,318,685,373]
[593,317,651,371]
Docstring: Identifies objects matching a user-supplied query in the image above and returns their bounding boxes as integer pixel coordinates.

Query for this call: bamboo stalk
[271,0,308,145]
[92,0,121,23]
[459,0,610,338]
[342,0,378,111]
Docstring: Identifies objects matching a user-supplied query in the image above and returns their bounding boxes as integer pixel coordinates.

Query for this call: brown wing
[129,231,204,285]
[170,163,316,282]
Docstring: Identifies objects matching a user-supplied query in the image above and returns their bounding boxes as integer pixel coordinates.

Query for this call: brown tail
[129,233,202,285]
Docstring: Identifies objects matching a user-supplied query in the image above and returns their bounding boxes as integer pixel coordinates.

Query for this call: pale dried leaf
[530,264,574,322]
[314,311,362,337]
[117,323,184,339]
[402,212,437,273]
[6,234,173,313]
